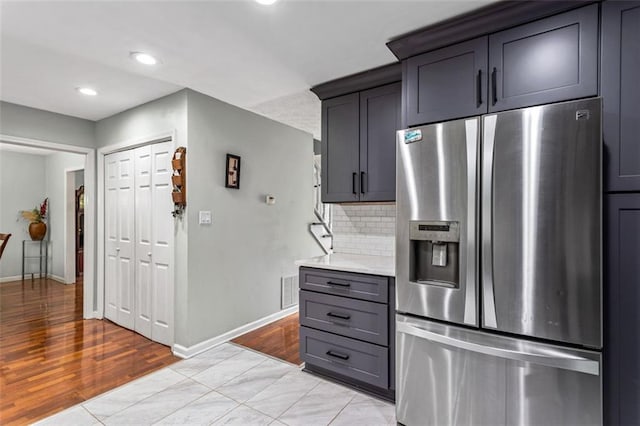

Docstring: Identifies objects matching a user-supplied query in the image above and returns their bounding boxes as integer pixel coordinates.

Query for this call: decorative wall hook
[171,147,186,217]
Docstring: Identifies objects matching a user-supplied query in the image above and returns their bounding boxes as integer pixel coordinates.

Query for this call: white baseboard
[83,310,102,320]
[48,274,66,283]
[0,274,67,283]
[172,305,299,359]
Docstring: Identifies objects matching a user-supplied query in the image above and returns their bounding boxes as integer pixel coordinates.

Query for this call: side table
[22,240,49,280]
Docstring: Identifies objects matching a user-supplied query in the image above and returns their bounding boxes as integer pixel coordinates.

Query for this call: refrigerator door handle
[482,115,498,328]
[464,119,478,325]
[397,321,600,376]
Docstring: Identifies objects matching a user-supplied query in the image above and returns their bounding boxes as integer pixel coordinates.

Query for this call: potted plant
[20,198,48,241]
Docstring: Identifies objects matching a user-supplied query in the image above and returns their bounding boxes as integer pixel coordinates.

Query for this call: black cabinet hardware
[326,311,351,320]
[327,281,351,287]
[491,67,498,106]
[352,172,357,195]
[326,350,350,360]
[360,172,366,194]
[476,69,483,107]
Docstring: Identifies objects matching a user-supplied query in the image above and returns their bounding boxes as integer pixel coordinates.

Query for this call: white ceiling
[0,0,498,122]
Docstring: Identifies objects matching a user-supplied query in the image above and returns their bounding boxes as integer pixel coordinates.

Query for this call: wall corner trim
[172,306,299,359]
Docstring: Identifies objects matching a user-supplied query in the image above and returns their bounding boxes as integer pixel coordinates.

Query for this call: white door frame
[0,134,97,318]
[96,130,174,319]
[64,167,84,284]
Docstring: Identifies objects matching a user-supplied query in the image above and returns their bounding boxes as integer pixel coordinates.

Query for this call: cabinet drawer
[300,290,388,346]
[299,267,388,303]
[300,326,389,389]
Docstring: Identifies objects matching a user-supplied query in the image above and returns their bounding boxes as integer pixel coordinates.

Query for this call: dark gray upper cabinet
[321,93,360,202]
[404,37,488,126]
[604,194,640,426]
[488,4,599,113]
[602,1,640,192]
[360,83,401,201]
[321,83,400,203]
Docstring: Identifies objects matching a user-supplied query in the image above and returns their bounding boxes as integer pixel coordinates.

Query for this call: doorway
[0,134,96,318]
[64,167,85,284]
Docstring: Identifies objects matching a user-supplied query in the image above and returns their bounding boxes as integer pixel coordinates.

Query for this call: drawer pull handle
[326,350,350,360]
[326,311,351,320]
[326,281,350,287]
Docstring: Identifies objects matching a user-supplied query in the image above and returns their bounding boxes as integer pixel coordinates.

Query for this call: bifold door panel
[104,141,174,346]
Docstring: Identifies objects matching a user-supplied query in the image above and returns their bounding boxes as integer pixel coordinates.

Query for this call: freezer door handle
[397,321,599,376]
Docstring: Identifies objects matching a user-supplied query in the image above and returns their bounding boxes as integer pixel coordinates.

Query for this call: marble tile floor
[35,343,396,426]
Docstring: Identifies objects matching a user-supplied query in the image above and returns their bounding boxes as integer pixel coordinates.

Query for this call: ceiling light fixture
[130,52,158,65]
[76,87,98,96]
[255,0,278,5]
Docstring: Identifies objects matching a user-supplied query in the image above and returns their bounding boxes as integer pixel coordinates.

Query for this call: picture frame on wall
[225,154,241,189]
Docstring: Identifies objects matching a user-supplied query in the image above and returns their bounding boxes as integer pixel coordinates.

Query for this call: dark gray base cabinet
[321,83,400,203]
[403,4,599,126]
[299,267,395,400]
[602,1,640,192]
[605,194,640,426]
[300,327,389,389]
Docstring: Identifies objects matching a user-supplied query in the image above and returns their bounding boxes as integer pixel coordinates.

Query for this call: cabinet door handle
[326,311,351,320]
[476,69,482,107]
[352,172,357,195]
[327,281,351,287]
[326,350,350,360]
[360,171,366,194]
[491,67,498,106]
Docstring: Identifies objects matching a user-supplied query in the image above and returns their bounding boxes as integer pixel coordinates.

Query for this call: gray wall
[44,152,85,279]
[0,101,95,148]
[0,150,85,280]
[95,90,188,148]
[184,89,321,346]
[95,88,321,348]
[75,170,84,188]
[0,151,47,279]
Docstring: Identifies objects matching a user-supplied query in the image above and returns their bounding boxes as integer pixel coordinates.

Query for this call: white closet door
[133,141,174,344]
[106,141,174,346]
[104,150,135,329]
[105,153,119,322]
[134,145,153,339]
[150,142,174,345]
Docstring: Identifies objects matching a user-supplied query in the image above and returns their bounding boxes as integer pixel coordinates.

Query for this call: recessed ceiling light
[130,52,158,66]
[255,0,278,5]
[76,87,97,96]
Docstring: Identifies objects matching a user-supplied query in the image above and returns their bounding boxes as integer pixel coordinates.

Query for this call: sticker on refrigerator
[404,129,423,144]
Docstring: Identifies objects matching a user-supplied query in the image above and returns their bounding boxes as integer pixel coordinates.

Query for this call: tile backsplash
[331,203,396,257]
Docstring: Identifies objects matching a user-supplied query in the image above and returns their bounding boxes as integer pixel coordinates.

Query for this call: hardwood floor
[232,313,301,365]
[0,277,178,425]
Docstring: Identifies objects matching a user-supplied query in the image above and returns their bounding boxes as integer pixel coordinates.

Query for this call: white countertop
[295,253,395,277]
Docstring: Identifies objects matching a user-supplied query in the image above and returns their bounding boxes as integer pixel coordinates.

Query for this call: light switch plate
[199,211,212,225]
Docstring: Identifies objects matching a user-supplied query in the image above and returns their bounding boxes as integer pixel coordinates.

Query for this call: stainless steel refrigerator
[395,98,602,425]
